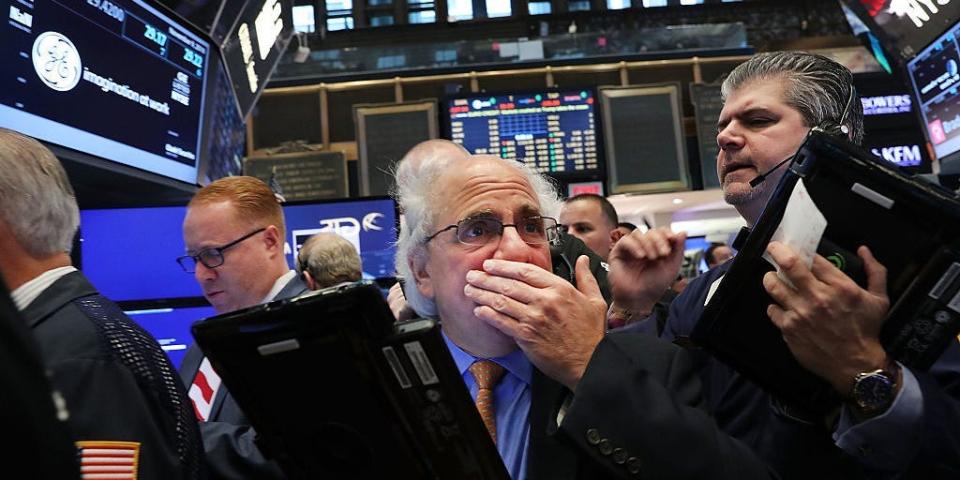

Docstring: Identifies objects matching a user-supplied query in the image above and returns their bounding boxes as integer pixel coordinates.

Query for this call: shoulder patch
[76,440,140,479]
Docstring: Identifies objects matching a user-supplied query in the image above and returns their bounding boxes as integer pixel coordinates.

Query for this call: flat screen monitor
[220,0,294,118]
[124,303,217,368]
[444,89,603,177]
[847,0,960,60]
[906,24,960,166]
[79,196,398,302]
[1,0,212,184]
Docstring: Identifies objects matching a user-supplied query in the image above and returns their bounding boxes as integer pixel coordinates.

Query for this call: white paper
[762,179,827,289]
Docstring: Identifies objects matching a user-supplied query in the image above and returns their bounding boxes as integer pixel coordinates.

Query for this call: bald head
[398,139,469,173]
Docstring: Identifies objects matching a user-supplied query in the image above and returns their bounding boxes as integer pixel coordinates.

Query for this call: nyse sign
[888,0,954,29]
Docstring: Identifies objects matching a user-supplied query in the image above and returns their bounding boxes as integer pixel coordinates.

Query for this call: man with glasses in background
[178,176,308,479]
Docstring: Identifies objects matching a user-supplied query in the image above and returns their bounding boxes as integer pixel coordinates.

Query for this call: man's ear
[409,247,434,300]
[302,271,317,290]
[262,225,283,252]
[609,228,624,248]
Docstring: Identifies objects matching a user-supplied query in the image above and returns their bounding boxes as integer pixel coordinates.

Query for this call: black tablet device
[692,131,960,412]
[191,281,509,480]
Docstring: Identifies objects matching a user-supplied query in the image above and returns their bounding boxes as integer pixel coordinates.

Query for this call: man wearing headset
[610,52,960,478]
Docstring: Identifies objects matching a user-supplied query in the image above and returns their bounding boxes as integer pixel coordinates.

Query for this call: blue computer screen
[79,197,399,302]
[125,304,216,368]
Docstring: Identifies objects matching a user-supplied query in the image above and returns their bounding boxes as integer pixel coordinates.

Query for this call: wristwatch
[850,363,900,415]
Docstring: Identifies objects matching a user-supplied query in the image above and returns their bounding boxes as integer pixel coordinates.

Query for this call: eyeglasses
[176,228,266,273]
[425,215,560,246]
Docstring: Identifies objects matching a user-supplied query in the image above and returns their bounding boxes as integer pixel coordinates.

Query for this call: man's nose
[492,225,531,261]
[716,122,744,152]
[194,261,217,282]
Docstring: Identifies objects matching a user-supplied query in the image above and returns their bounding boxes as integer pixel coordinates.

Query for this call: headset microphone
[749,155,795,188]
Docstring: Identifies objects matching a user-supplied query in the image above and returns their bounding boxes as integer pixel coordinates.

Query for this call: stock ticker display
[1,0,210,183]
[446,90,602,176]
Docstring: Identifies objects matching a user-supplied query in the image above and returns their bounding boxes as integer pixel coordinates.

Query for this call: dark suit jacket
[180,274,309,480]
[24,271,203,480]
[656,262,960,479]
[525,332,775,480]
[0,278,79,479]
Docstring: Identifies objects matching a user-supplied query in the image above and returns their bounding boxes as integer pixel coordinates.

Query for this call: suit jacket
[180,274,309,480]
[0,278,80,479]
[525,332,775,480]
[23,271,203,480]
[656,262,960,479]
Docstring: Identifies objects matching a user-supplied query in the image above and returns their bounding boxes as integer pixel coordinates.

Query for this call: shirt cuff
[834,365,923,474]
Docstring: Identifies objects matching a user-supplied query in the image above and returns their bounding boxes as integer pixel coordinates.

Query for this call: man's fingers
[766,242,818,292]
[474,305,525,340]
[859,245,888,299]
[481,259,556,288]
[574,255,602,301]
[465,269,538,303]
[762,271,795,311]
[464,283,528,319]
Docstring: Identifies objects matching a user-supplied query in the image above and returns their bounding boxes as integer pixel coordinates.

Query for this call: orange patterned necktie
[468,360,506,444]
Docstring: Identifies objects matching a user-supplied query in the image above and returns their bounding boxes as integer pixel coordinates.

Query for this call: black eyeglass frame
[424,215,560,246]
[176,227,267,273]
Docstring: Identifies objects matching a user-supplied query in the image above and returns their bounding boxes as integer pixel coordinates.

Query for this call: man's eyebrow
[517,204,543,217]
[460,209,497,221]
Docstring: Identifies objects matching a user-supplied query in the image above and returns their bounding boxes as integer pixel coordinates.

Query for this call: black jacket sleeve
[557,333,777,480]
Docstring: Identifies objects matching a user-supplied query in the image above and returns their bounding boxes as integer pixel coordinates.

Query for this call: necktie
[469,360,506,444]
[188,357,222,421]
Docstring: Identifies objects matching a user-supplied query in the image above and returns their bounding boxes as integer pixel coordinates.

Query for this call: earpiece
[812,86,855,139]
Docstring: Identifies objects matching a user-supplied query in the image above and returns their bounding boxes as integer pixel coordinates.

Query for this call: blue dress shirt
[443,333,532,480]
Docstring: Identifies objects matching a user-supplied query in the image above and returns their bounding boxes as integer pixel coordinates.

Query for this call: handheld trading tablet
[192,281,509,480]
[692,131,960,412]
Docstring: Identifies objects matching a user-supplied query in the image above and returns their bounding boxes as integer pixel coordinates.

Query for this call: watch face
[854,371,895,411]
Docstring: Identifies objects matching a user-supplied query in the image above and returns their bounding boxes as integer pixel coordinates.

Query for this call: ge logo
[32,32,82,92]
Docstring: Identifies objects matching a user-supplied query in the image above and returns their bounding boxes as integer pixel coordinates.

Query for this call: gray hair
[0,128,79,256]
[393,151,562,318]
[721,51,864,145]
[296,233,363,289]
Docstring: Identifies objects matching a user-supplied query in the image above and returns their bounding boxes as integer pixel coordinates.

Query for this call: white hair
[0,128,79,256]
[393,151,561,317]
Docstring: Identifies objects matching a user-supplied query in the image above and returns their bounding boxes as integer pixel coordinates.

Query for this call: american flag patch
[76,441,140,479]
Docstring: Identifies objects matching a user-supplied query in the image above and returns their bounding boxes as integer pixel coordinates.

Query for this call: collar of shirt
[11,266,77,311]
[261,270,297,303]
[441,330,532,386]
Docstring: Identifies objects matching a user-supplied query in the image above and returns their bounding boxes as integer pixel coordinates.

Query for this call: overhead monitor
[444,89,603,178]
[906,23,960,166]
[78,196,399,302]
[847,0,960,60]
[219,0,294,118]
[1,0,212,184]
